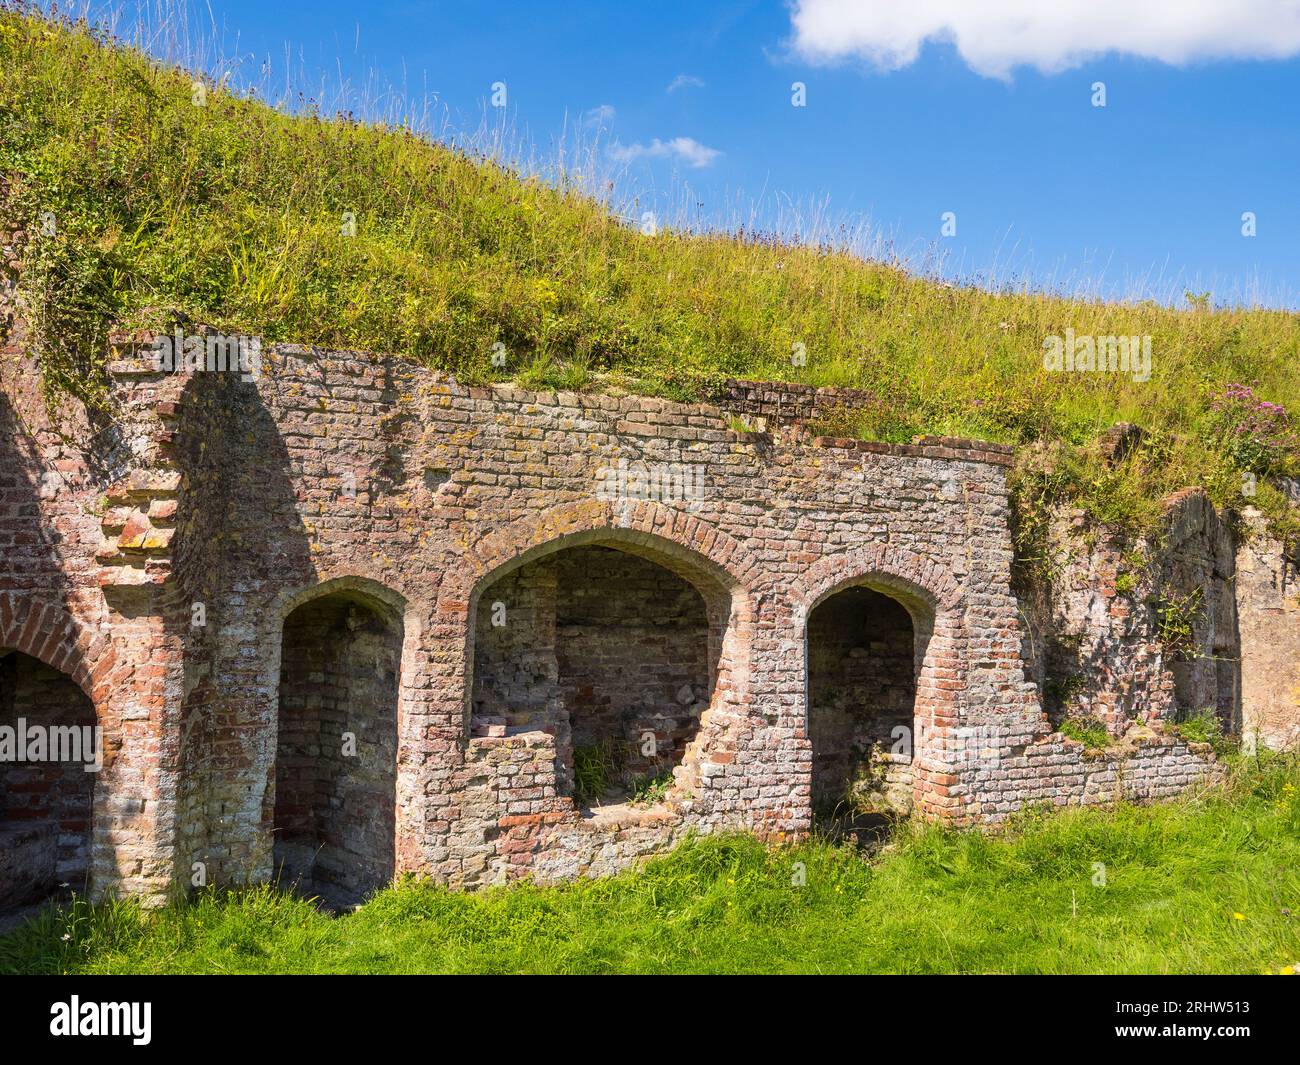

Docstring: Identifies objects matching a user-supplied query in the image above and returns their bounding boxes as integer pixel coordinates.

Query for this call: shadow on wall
[0,390,77,598]
[1156,518,1240,732]
[167,371,315,891]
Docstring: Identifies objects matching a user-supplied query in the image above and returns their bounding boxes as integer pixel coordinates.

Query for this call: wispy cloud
[608,136,722,168]
[582,103,617,127]
[789,0,1300,79]
[667,73,706,93]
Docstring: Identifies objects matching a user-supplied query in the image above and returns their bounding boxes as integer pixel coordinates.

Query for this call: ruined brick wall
[1,278,182,903]
[966,731,1220,817]
[719,379,882,428]
[1022,488,1239,736]
[0,328,1243,903]
[156,343,1221,886]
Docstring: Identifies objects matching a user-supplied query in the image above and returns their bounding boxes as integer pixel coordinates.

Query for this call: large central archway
[455,504,759,818]
[472,542,721,808]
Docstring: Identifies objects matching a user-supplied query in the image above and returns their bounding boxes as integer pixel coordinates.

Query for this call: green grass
[1058,715,1112,750]
[4,755,1300,974]
[629,768,675,807]
[571,739,626,806]
[2,5,1299,550]
[1170,708,1233,755]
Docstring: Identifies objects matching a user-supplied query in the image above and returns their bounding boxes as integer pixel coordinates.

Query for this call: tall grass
[3,755,1299,975]
[1,2,1298,544]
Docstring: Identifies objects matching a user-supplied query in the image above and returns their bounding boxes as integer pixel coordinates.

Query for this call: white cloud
[788,0,1300,79]
[583,104,616,127]
[608,137,722,168]
[667,73,706,92]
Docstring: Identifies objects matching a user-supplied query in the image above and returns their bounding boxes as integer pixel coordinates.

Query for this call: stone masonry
[2,320,1282,906]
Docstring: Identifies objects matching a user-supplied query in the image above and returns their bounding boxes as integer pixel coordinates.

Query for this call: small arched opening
[0,649,98,913]
[806,581,933,839]
[273,585,403,906]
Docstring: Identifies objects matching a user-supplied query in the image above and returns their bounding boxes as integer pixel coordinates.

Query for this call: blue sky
[157,1,1300,307]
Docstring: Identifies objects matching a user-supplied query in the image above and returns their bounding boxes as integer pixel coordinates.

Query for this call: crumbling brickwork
[0,326,1249,906]
[1,274,183,905]
[1022,487,1243,738]
[1237,486,1300,751]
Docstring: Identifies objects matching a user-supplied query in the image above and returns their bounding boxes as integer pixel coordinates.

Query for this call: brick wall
[1,313,182,905]
[0,329,1250,902]
[718,379,882,427]
[555,547,711,791]
[1022,488,1241,737]
[1237,486,1300,751]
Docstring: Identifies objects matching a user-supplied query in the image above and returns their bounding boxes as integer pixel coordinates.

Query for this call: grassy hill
[3,755,1299,974]
[2,6,1298,545]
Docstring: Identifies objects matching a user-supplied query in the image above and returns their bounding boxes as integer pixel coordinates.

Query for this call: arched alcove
[470,533,739,811]
[806,587,924,823]
[796,549,958,837]
[0,648,98,911]
[272,584,403,906]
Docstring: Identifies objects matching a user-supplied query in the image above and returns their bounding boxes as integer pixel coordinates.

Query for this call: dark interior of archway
[274,594,401,908]
[0,649,97,912]
[807,587,917,838]
[473,545,713,807]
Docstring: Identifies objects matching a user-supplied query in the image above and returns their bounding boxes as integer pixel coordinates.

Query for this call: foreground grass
[2,6,1299,545]
[4,757,1299,975]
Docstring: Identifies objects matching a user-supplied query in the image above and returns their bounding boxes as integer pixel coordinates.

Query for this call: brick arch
[0,593,114,705]
[270,574,410,628]
[262,573,411,904]
[451,500,762,683]
[259,573,419,733]
[792,545,968,821]
[448,500,761,808]
[443,499,765,613]
[449,499,761,716]
[263,573,420,717]
[792,543,963,620]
